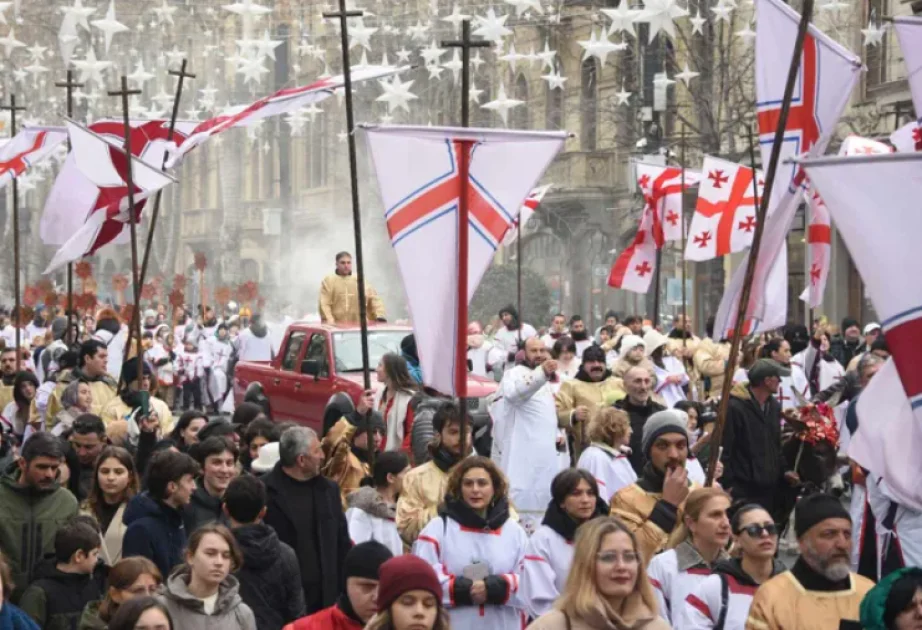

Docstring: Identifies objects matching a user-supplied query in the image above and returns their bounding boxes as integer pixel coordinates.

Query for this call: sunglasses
[740,523,779,537]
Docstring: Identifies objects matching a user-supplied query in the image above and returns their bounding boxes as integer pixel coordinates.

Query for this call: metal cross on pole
[441,20,491,458]
[108,77,145,390]
[323,0,375,467]
[1,95,27,371]
[55,70,85,347]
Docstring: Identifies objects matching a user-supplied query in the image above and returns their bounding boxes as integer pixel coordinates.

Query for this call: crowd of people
[0,274,918,630]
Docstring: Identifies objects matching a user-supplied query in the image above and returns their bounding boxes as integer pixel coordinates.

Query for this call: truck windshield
[333,331,407,372]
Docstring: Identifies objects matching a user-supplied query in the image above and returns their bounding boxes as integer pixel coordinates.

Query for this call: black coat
[182,484,230,535]
[121,492,188,579]
[614,397,666,473]
[262,464,351,614]
[232,523,306,630]
[19,560,104,630]
[720,384,786,493]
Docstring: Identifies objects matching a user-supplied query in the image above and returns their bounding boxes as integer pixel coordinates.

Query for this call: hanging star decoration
[153,0,177,26]
[861,19,886,47]
[0,2,12,25]
[127,59,155,86]
[499,42,527,72]
[633,0,689,43]
[419,39,447,66]
[675,62,699,86]
[579,29,626,67]
[615,83,632,105]
[61,0,95,32]
[0,27,25,57]
[472,8,512,43]
[689,10,706,36]
[711,2,733,24]
[469,81,484,103]
[348,18,377,52]
[442,49,463,84]
[442,5,471,32]
[541,67,567,90]
[504,0,543,17]
[736,23,756,42]
[535,40,556,71]
[256,29,283,59]
[377,74,418,113]
[90,0,129,54]
[481,82,524,125]
[406,20,429,42]
[72,47,113,85]
[601,2,641,37]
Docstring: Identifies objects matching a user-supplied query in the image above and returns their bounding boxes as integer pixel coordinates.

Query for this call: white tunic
[235,328,274,362]
[345,507,403,558]
[413,514,527,630]
[680,572,759,630]
[686,458,707,486]
[496,365,559,529]
[577,444,637,503]
[468,342,503,379]
[493,324,537,361]
[573,338,594,357]
[205,339,233,405]
[653,355,690,408]
[792,348,845,396]
[868,476,922,574]
[648,548,714,625]
[777,364,810,411]
[520,525,573,619]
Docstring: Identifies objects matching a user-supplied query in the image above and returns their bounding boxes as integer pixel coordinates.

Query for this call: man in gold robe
[555,345,625,453]
[46,339,118,424]
[746,493,874,630]
[319,251,386,324]
[0,348,17,412]
[694,316,732,399]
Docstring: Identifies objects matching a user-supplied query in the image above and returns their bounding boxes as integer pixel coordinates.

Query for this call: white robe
[374,387,414,453]
[205,338,233,407]
[93,326,126,381]
[497,365,559,530]
[653,355,690,408]
[468,341,503,379]
[235,328,274,362]
[493,324,537,361]
[648,548,713,625]
[345,507,403,558]
[413,514,527,630]
[680,572,759,630]
[520,524,574,619]
[573,338,594,357]
[777,363,810,411]
[793,345,846,397]
[868,476,922,574]
[577,444,637,503]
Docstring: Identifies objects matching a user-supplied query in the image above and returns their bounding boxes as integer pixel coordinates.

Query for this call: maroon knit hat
[376,555,443,613]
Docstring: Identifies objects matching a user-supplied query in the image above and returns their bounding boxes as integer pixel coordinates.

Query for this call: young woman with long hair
[647,487,732,624]
[156,524,255,629]
[167,410,208,452]
[81,446,141,565]
[374,353,419,455]
[576,408,636,502]
[365,555,450,630]
[412,456,526,630]
[107,596,173,630]
[79,556,162,629]
[679,503,784,629]
[551,337,580,383]
[0,371,40,438]
[528,517,669,630]
[521,469,608,619]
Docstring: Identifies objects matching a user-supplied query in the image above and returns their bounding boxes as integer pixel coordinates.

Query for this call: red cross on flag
[0,127,67,190]
[803,151,922,510]
[635,162,700,246]
[891,121,922,154]
[893,17,922,120]
[711,0,861,340]
[363,125,565,397]
[607,207,658,294]
[501,184,552,246]
[44,121,177,273]
[685,156,764,261]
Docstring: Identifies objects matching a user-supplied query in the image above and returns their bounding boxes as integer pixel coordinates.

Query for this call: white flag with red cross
[891,121,922,153]
[363,125,565,397]
[802,151,922,510]
[711,0,862,339]
[44,121,177,273]
[893,17,922,118]
[685,156,765,261]
[607,207,658,294]
[0,127,67,190]
[501,184,551,246]
[635,162,700,246]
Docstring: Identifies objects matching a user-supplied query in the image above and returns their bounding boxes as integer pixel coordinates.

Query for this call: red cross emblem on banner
[642,167,686,247]
[810,263,822,285]
[696,167,758,256]
[708,169,729,188]
[386,140,511,248]
[694,231,712,248]
[913,126,922,151]
[757,34,820,186]
[0,131,49,179]
[635,261,653,277]
[738,216,756,232]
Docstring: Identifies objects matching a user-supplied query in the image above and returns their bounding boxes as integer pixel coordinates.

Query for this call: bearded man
[555,346,625,452]
[319,252,386,324]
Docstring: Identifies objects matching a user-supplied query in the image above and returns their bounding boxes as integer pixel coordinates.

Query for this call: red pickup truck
[232,322,499,434]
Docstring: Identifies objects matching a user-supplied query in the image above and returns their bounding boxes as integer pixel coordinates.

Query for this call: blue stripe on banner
[469,220,499,251]
[469,174,513,222]
[392,205,456,246]
[882,305,922,330]
[385,141,457,218]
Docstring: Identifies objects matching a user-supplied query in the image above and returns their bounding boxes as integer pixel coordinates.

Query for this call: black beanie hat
[344,540,393,581]
[120,357,152,384]
[794,492,851,539]
[582,345,606,365]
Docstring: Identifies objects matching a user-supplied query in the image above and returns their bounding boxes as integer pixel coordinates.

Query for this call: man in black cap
[720,358,800,522]
[100,356,174,438]
[284,540,393,630]
[555,345,626,453]
[747,493,874,630]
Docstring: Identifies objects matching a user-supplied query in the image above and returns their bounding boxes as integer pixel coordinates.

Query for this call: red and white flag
[685,156,764,261]
[635,162,700,246]
[44,121,176,273]
[0,127,67,190]
[893,17,922,117]
[168,65,405,167]
[803,151,922,510]
[712,0,862,339]
[607,207,658,294]
[363,125,565,396]
[501,184,551,246]
[891,121,922,153]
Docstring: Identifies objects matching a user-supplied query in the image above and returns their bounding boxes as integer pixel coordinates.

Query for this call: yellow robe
[46,370,118,426]
[396,460,450,547]
[746,571,874,630]
[0,382,13,416]
[694,338,732,399]
[318,273,386,324]
[99,395,175,435]
[610,482,698,567]
[555,376,626,448]
[321,418,370,509]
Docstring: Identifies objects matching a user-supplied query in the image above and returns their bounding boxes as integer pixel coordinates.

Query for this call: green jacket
[0,463,79,602]
[78,600,107,630]
[860,567,922,630]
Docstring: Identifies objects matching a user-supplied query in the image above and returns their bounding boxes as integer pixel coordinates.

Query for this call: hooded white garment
[680,569,761,630]
[520,524,573,619]
[345,486,403,558]
[493,323,537,362]
[93,326,126,381]
[235,326,274,362]
[645,330,689,408]
[577,443,636,503]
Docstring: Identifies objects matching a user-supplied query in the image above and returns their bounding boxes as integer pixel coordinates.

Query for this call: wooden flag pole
[1,95,26,370]
[705,0,815,486]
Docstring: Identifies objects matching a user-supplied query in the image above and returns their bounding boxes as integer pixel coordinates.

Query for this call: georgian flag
[685,156,764,261]
[0,127,67,190]
[802,151,922,511]
[44,121,176,273]
[892,17,922,117]
[711,0,862,339]
[363,125,565,397]
[501,184,551,246]
[635,162,700,246]
[891,121,922,153]
[607,207,658,293]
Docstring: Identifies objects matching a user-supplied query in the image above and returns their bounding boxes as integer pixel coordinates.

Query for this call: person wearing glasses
[527,516,669,630]
[79,557,163,629]
[646,488,732,624]
[679,504,785,629]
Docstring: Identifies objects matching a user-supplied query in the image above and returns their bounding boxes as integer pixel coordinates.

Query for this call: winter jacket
[720,383,786,495]
[614,397,667,474]
[262,464,352,614]
[80,502,128,566]
[555,368,626,433]
[283,603,362,630]
[321,418,371,508]
[77,600,107,630]
[19,562,103,630]
[860,566,922,630]
[232,523,306,630]
[694,338,731,399]
[156,567,256,630]
[121,492,188,578]
[182,484,230,535]
[829,336,862,371]
[528,600,671,630]
[344,486,402,557]
[46,368,118,425]
[0,463,79,602]
[0,602,40,630]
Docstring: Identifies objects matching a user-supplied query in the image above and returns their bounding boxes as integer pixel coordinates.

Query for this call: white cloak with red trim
[520,524,574,619]
[576,444,637,503]
[413,513,528,630]
[680,572,758,630]
[648,548,715,625]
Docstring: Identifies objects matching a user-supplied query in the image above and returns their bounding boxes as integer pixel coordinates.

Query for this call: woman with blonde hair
[577,408,636,502]
[412,456,527,630]
[647,487,732,624]
[528,516,669,630]
[79,556,162,629]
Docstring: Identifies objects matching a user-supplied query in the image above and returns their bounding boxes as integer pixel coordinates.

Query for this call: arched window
[545,76,564,130]
[511,74,529,128]
[581,58,598,151]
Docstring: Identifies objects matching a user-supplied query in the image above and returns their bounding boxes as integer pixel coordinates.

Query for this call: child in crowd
[177,338,204,411]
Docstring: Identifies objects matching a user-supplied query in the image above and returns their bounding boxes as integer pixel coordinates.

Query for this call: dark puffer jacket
[121,492,188,578]
[182,484,230,535]
[18,560,104,630]
[232,523,305,630]
[720,383,786,493]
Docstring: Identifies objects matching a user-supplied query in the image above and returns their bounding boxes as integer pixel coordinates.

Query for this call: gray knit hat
[642,409,690,457]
